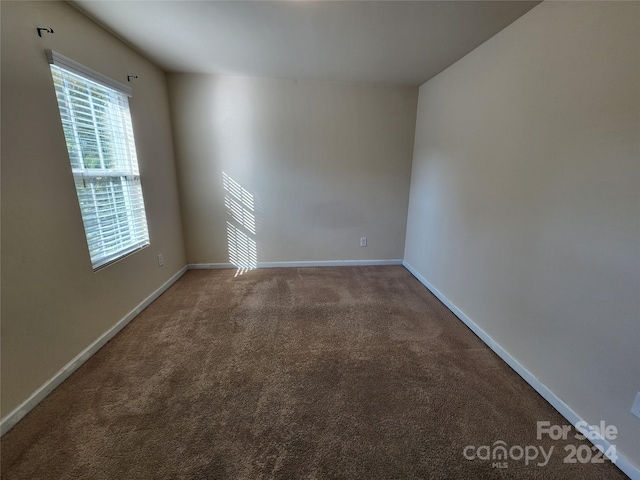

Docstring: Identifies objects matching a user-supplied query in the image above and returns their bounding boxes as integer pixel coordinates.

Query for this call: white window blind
[48,51,150,270]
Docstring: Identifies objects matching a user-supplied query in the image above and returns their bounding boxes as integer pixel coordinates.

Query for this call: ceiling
[71,0,540,86]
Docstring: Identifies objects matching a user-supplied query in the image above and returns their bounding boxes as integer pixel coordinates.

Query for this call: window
[47,50,149,270]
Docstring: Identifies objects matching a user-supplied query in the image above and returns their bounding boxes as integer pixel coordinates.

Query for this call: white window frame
[47,50,150,270]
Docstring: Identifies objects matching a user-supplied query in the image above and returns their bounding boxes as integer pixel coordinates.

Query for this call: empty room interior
[1,1,639,478]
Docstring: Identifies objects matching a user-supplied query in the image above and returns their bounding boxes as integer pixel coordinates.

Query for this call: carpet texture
[1,266,626,479]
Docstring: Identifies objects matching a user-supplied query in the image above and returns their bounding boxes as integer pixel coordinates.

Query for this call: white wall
[405,1,639,469]
[168,74,417,265]
[1,1,186,417]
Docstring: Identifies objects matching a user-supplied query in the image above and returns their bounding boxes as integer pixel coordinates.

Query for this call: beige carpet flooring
[0,266,627,479]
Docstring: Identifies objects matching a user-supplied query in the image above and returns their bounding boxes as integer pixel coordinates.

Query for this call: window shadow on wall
[223,172,259,276]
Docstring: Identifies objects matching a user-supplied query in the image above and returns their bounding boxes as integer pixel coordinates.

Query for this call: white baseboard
[0,266,188,437]
[187,263,235,269]
[402,261,638,480]
[188,259,403,270]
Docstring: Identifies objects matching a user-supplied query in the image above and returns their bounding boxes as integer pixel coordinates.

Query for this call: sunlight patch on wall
[223,172,257,275]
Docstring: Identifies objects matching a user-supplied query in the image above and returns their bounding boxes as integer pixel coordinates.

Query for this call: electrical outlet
[632,392,640,420]
[360,237,367,247]
[157,254,164,267]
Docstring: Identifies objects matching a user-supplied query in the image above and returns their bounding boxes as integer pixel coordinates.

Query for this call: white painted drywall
[1,1,186,417]
[72,0,538,85]
[168,74,417,264]
[404,1,639,469]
